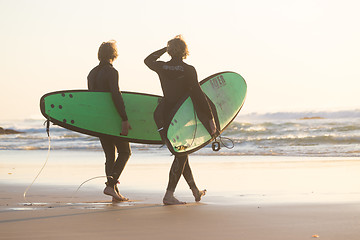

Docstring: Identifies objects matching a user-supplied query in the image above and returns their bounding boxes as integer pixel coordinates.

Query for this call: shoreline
[1,150,360,204]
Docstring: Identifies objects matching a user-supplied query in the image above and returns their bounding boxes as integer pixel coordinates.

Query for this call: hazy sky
[1,0,359,120]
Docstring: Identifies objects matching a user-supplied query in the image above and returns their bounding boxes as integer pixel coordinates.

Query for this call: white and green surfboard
[155,71,247,155]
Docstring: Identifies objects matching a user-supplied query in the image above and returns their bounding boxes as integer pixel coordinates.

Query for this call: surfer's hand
[120,120,131,136]
[209,119,216,136]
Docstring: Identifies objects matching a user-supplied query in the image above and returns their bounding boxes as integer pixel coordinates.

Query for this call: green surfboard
[40,91,163,144]
[40,71,246,150]
[155,71,247,155]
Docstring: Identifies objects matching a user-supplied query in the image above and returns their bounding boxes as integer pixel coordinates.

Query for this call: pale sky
[1,0,359,120]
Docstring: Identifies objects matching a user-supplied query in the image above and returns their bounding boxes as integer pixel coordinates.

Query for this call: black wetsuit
[144,47,213,123]
[145,48,214,192]
[88,61,131,186]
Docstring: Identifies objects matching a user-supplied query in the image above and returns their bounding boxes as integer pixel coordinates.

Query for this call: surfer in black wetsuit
[145,35,216,205]
[88,40,131,202]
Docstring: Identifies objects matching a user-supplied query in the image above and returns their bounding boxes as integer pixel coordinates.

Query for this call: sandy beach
[1,150,360,239]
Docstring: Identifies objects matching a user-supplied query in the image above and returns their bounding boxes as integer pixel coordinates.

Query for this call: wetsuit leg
[100,136,131,186]
[112,139,131,182]
[166,155,188,192]
[100,136,116,185]
[182,157,197,190]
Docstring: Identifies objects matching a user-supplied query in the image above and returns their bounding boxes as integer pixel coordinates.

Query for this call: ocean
[1,110,360,157]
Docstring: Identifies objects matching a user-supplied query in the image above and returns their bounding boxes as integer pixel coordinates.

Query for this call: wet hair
[98,40,118,62]
[167,35,189,59]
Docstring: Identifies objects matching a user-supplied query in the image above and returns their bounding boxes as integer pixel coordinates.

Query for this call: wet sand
[1,150,360,239]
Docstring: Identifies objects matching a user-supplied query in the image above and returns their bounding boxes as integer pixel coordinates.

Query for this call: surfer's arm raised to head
[144,47,167,71]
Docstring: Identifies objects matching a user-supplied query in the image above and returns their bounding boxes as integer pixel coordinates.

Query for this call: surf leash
[189,107,235,153]
[23,119,52,205]
[72,176,106,200]
[212,135,234,152]
[189,106,198,148]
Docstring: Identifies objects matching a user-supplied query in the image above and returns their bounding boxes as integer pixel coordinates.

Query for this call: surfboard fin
[175,145,188,151]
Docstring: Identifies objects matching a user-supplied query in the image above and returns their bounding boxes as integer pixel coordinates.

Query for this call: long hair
[167,35,189,59]
[98,40,118,62]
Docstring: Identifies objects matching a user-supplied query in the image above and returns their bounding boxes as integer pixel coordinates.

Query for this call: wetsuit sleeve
[107,69,128,121]
[87,66,98,90]
[144,47,167,71]
[188,67,214,121]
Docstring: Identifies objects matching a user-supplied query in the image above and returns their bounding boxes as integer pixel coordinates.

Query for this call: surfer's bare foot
[113,185,129,202]
[163,191,186,205]
[104,186,128,202]
[192,188,207,202]
[112,194,129,202]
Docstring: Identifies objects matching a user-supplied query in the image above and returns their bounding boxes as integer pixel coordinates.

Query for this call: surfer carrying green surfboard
[145,35,217,205]
[88,40,131,202]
